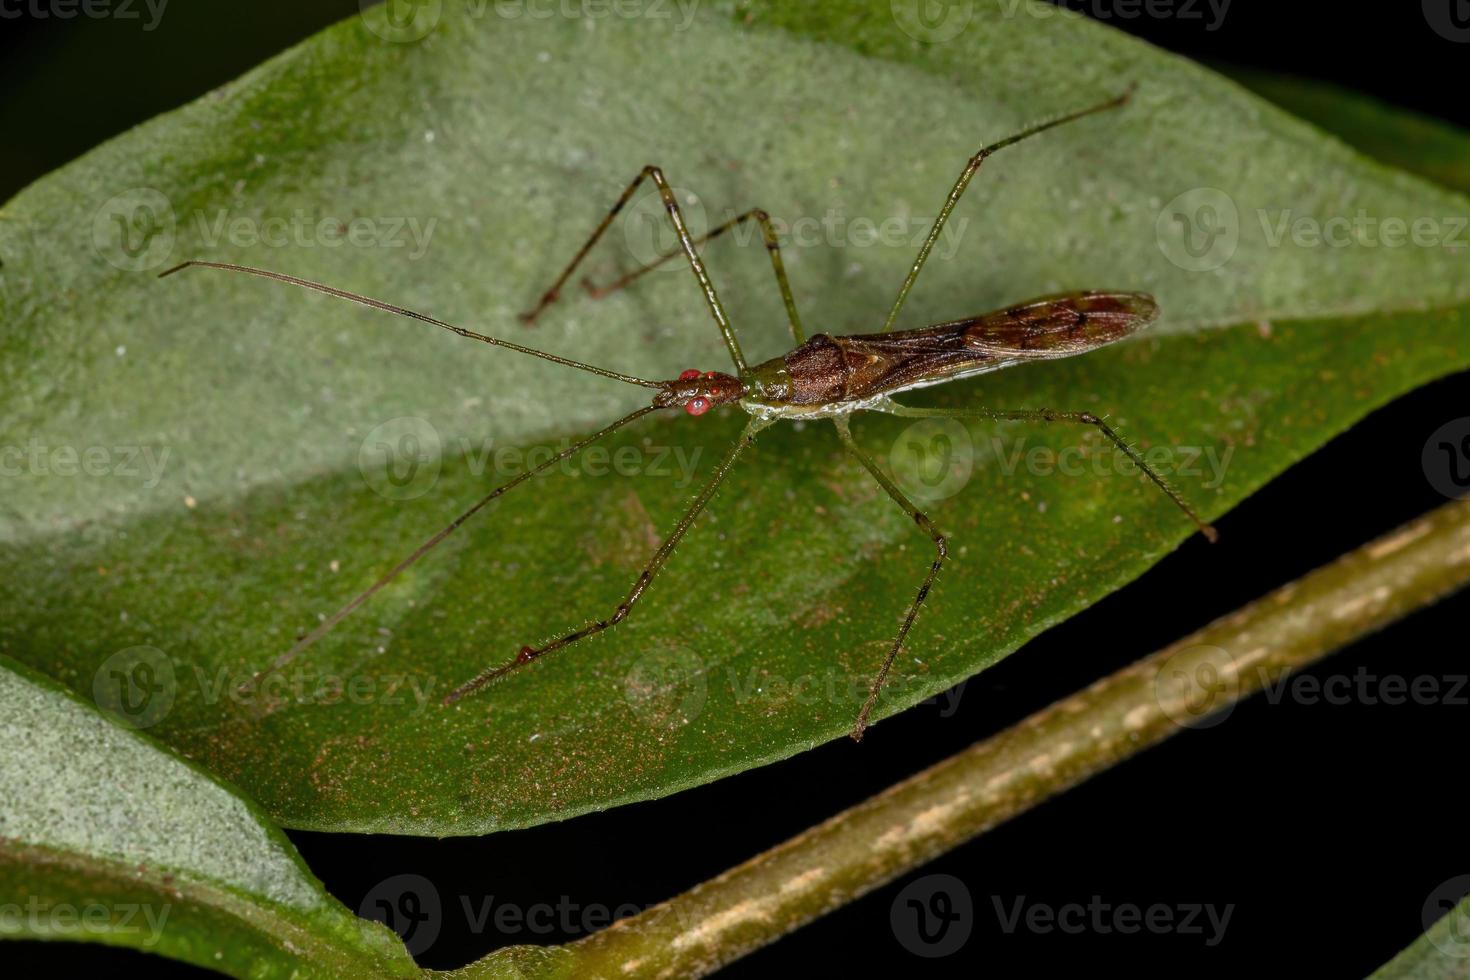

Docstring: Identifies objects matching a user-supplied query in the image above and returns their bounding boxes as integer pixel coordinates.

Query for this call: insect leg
[584,207,807,345]
[443,416,772,705]
[880,86,1135,333]
[519,165,749,373]
[244,405,666,693]
[831,415,947,743]
[882,401,1217,542]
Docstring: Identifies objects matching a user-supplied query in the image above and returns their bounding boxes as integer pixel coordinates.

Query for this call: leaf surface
[2,1,1467,833]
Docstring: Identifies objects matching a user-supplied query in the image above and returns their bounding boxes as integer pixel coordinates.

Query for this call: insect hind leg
[831,416,947,743]
[443,417,771,705]
[880,401,1217,542]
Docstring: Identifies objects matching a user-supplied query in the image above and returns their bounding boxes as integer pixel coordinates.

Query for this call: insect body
[163,85,1215,741]
[741,291,1158,417]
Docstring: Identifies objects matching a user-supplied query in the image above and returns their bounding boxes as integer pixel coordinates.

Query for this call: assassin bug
[162,84,1215,741]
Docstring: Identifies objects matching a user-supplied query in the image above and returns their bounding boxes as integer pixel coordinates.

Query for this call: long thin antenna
[160,260,664,389]
[243,404,665,694]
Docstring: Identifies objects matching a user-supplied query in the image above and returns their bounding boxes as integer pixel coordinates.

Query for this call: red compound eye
[685,397,711,416]
[704,371,718,378]
[678,369,701,381]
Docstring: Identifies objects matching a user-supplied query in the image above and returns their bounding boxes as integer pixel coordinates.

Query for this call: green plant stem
[493,497,1470,979]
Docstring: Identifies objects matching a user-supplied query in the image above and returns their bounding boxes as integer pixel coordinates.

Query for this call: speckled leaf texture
[0,656,417,977]
[2,1,1467,835]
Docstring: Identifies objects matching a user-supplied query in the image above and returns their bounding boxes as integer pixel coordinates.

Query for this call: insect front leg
[880,401,1218,541]
[583,207,807,345]
[518,165,749,373]
[241,405,664,696]
[831,416,947,743]
[443,417,772,705]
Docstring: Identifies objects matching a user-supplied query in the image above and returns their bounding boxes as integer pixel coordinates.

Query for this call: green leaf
[1370,892,1470,979]
[1224,66,1470,193]
[2,1,1468,834]
[0,655,418,977]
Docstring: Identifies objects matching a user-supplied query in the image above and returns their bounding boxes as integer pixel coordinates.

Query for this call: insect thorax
[744,335,848,410]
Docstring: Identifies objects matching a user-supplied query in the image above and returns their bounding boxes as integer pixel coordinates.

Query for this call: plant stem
[456,497,1470,979]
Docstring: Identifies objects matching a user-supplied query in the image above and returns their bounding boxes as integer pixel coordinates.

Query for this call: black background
[3,2,1467,976]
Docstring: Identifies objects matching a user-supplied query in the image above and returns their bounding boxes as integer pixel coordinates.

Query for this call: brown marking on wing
[830,325,979,393]
[959,291,1158,357]
[841,344,973,397]
[785,292,1158,404]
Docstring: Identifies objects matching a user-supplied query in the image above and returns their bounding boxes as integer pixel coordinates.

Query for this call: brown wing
[957,290,1158,358]
[820,291,1158,399]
